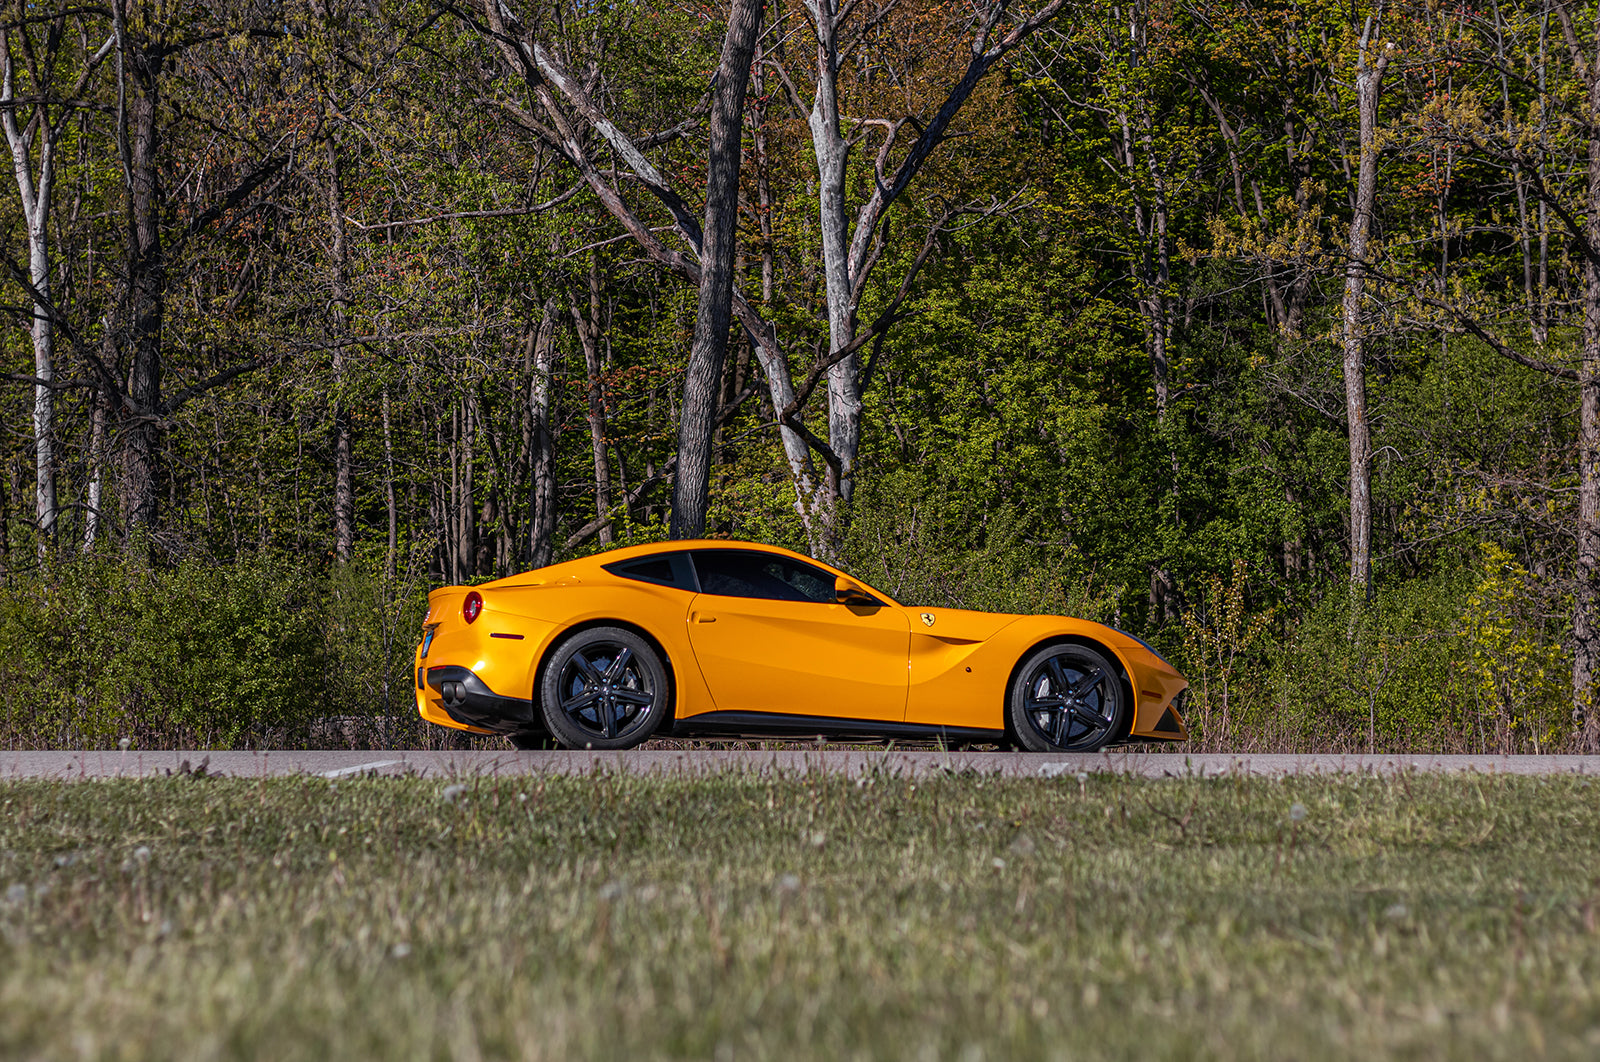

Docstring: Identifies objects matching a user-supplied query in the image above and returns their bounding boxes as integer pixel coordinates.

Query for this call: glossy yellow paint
[685,596,910,720]
[413,571,719,729]
[414,539,1189,741]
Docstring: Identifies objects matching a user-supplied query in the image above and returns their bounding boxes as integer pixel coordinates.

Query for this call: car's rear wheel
[539,627,668,750]
[1007,643,1125,753]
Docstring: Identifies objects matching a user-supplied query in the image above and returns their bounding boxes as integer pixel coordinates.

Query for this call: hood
[903,606,1020,643]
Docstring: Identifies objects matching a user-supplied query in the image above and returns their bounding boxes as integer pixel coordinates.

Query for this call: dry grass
[2,769,1599,1059]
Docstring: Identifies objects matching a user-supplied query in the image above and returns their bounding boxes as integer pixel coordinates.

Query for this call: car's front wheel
[1007,643,1125,753]
[539,627,669,750]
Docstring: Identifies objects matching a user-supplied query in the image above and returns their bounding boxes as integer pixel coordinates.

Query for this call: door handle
[694,613,717,623]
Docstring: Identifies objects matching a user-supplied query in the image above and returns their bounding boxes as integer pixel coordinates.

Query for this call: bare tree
[323,135,356,563]
[462,0,1064,554]
[1570,0,1600,750]
[92,1,285,550]
[571,250,614,547]
[786,0,1067,539]
[1339,15,1390,599]
[671,0,764,540]
[1,7,112,549]
[525,294,561,568]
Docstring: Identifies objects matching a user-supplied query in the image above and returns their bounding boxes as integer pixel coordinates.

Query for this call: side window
[690,550,837,604]
[603,552,696,590]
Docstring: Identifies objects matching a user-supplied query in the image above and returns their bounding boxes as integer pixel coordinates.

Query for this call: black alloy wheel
[539,627,668,750]
[1007,643,1125,753]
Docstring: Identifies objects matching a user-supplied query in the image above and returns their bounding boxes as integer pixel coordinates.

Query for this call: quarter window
[603,552,696,590]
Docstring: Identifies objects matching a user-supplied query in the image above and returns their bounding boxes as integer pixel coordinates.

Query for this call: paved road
[2,749,1598,780]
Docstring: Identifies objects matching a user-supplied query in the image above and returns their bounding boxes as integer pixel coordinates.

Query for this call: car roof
[479,539,894,601]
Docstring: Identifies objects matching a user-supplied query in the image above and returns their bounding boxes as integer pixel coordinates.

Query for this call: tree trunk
[103,11,278,556]
[1118,30,1172,419]
[23,191,56,550]
[478,492,496,577]
[118,41,165,545]
[0,75,60,548]
[448,403,460,582]
[1340,22,1388,600]
[83,398,105,552]
[574,254,613,546]
[1576,13,1600,752]
[1,18,105,551]
[456,397,476,581]
[671,0,765,540]
[807,5,860,531]
[433,411,449,583]
[526,296,560,569]
[326,136,355,563]
[382,387,397,581]
[754,39,775,307]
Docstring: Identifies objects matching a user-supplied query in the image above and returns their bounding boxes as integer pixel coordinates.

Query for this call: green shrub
[1177,559,1276,750]
[0,554,328,748]
[1458,543,1573,753]
[1275,574,1475,752]
[322,556,431,737]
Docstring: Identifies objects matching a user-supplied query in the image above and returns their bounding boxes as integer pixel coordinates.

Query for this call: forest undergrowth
[0,519,1578,754]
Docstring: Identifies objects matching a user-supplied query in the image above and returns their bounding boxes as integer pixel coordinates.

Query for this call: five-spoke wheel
[539,627,668,749]
[1007,643,1125,752]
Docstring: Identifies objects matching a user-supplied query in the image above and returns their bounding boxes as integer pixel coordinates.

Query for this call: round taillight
[462,591,483,624]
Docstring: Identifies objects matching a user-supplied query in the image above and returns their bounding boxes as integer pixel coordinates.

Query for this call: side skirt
[670,711,1007,746]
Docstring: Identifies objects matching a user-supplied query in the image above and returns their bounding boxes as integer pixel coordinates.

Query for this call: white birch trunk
[83,400,105,551]
[2,41,58,546]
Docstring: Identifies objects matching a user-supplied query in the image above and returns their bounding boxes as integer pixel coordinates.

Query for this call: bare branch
[340,185,582,233]
[0,371,93,391]
[1409,293,1579,382]
[846,1,1067,296]
[563,454,678,550]
[168,152,289,258]
[158,354,276,416]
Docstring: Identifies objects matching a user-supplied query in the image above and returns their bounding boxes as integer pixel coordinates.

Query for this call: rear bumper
[418,665,538,734]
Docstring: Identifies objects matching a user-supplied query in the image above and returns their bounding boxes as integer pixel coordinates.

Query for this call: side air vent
[1153,706,1184,735]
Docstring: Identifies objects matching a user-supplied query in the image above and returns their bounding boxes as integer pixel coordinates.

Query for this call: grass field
[2,769,1598,1061]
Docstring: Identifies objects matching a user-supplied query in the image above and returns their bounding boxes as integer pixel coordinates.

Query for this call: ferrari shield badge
[920,612,936,627]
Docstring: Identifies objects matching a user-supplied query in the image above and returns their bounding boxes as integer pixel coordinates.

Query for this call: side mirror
[835,575,877,606]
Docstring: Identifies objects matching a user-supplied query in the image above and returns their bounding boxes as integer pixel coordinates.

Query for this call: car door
[684,549,910,721]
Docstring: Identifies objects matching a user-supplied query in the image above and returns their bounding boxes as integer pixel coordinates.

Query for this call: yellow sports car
[414,540,1189,751]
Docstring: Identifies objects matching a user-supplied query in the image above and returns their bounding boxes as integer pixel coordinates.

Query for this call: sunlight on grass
[2,770,1598,1059]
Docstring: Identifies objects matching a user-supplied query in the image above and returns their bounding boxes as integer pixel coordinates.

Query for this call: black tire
[508,732,557,751]
[539,627,669,750]
[1006,643,1126,753]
